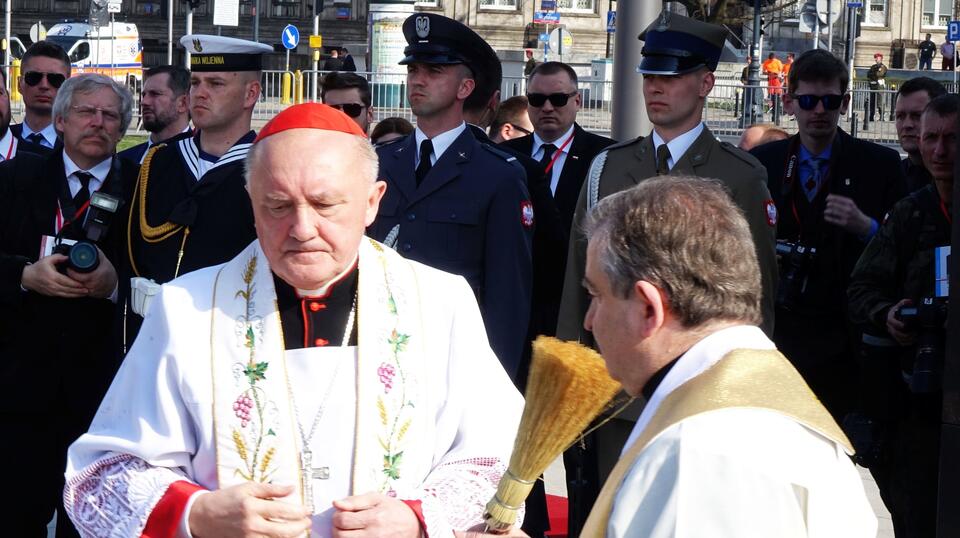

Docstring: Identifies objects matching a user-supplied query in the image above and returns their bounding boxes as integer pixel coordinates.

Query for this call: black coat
[369,128,534,381]
[501,123,615,236]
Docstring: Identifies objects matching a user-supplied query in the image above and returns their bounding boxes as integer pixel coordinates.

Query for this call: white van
[44,21,142,83]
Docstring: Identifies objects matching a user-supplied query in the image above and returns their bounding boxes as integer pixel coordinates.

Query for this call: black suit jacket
[0,150,137,413]
[502,123,615,236]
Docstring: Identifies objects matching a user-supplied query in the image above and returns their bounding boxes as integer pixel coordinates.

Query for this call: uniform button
[309,302,326,312]
[402,242,412,252]
[406,212,416,221]
[314,338,329,347]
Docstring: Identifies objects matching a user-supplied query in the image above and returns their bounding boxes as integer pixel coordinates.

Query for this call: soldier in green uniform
[847,93,957,538]
[554,11,778,534]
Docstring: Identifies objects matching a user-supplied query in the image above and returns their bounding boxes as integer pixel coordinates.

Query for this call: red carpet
[545,494,568,538]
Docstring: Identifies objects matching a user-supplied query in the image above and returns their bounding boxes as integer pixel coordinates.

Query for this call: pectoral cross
[300,450,330,510]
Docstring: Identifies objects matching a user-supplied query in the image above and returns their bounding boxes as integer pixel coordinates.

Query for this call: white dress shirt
[0,128,18,162]
[62,152,112,199]
[651,122,705,171]
[531,124,575,195]
[20,120,58,149]
[414,122,467,168]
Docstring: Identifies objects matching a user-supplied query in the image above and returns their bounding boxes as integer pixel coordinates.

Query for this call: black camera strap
[55,157,123,239]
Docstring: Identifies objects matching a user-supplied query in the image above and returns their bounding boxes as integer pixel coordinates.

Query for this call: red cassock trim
[401,499,429,538]
[141,480,206,538]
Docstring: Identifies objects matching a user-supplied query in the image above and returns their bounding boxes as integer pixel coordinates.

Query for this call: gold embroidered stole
[209,238,430,507]
[580,348,852,537]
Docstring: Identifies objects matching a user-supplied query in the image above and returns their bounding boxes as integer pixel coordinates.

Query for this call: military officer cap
[399,13,498,87]
[638,11,728,75]
[180,34,273,72]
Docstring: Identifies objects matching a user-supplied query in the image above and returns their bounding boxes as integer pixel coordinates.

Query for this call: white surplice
[607,326,877,538]
[64,238,523,538]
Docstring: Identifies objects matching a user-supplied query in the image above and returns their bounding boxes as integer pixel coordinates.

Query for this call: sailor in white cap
[120,35,274,350]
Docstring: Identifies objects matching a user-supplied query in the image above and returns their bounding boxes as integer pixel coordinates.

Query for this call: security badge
[520,201,535,228]
[415,16,430,39]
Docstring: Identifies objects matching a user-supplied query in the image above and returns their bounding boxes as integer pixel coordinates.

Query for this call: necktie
[656,144,672,175]
[73,171,93,213]
[416,139,433,187]
[803,158,824,201]
[539,143,557,173]
[27,132,45,146]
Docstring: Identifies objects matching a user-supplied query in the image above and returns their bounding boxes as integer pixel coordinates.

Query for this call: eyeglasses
[792,94,844,111]
[23,71,66,88]
[508,123,532,135]
[328,103,365,118]
[70,105,122,123]
[526,91,578,108]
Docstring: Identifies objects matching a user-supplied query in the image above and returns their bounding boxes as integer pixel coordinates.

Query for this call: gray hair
[244,131,379,186]
[52,74,135,135]
[584,175,762,327]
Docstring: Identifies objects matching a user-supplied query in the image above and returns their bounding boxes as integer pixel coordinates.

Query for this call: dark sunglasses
[328,103,365,118]
[526,91,578,108]
[792,94,844,111]
[509,123,532,135]
[23,71,66,88]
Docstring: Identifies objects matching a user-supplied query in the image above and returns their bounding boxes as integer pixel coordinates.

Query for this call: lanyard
[940,199,952,225]
[1,136,15,162]
[543,134,574,175]
[55,173,106,234]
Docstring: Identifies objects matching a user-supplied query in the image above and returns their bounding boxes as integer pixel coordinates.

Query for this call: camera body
[55,191,121,274]
[775,240,817,310]
[895,297,949,393]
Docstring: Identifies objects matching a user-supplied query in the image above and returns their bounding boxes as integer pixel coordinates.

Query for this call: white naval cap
[180,34,274,72]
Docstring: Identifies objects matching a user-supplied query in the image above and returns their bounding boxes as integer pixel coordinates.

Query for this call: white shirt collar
[622,324,775,455]
[295,253,359,297]
[651,122,705,171]
[21,120,58,148]
[414,123,467,167]
[532,124,575,158]
[62,151,113,185]
[0,129,17,162]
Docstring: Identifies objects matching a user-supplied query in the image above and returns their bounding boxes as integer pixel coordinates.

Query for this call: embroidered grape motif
[233,394,254,427]
[378,363,396,393]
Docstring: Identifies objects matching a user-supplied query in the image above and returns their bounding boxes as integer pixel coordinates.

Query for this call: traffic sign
[309,35,323,49]
[607,10,616,33]
[534,11,561,24]
[29,22,46,44]
[282,24,300,50]
[538,33,549,42]
[108,1,122,13]
[949,20,960,42]
[541,0,556,9]
[847,1,863,7]
[548,27,573,55]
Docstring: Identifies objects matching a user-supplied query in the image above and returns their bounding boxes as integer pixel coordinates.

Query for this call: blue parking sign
[949,20,960,42]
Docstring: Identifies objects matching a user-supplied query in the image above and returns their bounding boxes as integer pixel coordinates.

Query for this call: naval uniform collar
[179,129,255,180]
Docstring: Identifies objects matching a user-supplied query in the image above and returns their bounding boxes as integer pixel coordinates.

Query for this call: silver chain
[288,290,358,453]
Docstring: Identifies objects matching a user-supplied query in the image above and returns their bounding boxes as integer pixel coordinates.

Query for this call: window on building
[863,0,887,26]
[135,1,163,15]
[922,0,951,28]
[557,0,595,14]
[479,0,518,9]
[416,0,440,7]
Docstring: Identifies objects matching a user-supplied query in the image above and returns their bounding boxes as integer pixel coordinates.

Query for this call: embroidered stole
[209,238,429,506]
[580,348,853,537]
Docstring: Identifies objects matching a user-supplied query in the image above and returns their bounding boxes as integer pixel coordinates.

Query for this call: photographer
[847,93,957,538]
[751,49,906,421]
[0,74,137,537]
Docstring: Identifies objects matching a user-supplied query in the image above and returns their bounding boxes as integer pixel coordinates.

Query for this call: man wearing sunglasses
[370,13,534,387]
[502,62,614,239]
[556,14,779,534]
[750,49,906,423]
[489,96,534,144]
[322,71,374,133]
[11,41,71,149]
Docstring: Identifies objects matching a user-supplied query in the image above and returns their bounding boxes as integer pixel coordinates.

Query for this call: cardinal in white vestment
[64,103,525,538]
[574,176,878,538]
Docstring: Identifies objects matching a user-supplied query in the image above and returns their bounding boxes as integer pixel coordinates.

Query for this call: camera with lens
[895,296,949,393]
[53,191,121,274]
[775,240,817,310]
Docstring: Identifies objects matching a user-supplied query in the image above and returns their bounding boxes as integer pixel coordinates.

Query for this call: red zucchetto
[254,103,367,143]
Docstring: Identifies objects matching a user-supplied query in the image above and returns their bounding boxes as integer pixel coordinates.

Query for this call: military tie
[802,157,824,201]
[539,143,557,173]
[27,132,45,146]
[656,143,672,175]
[415,139,433,187]
[73,171,93,213]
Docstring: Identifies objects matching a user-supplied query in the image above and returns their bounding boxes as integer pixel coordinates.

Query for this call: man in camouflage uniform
[847,93,957,538]
[554,11,778,535]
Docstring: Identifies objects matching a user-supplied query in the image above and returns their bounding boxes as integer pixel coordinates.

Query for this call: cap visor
[637,55,707,76]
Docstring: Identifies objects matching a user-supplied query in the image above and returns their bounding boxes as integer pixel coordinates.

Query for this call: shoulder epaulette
[717,140,765,169]
[479,141,519,162]
[603,136,643,153]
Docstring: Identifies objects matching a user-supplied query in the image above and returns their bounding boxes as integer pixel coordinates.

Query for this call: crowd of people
[0,7,952,538]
